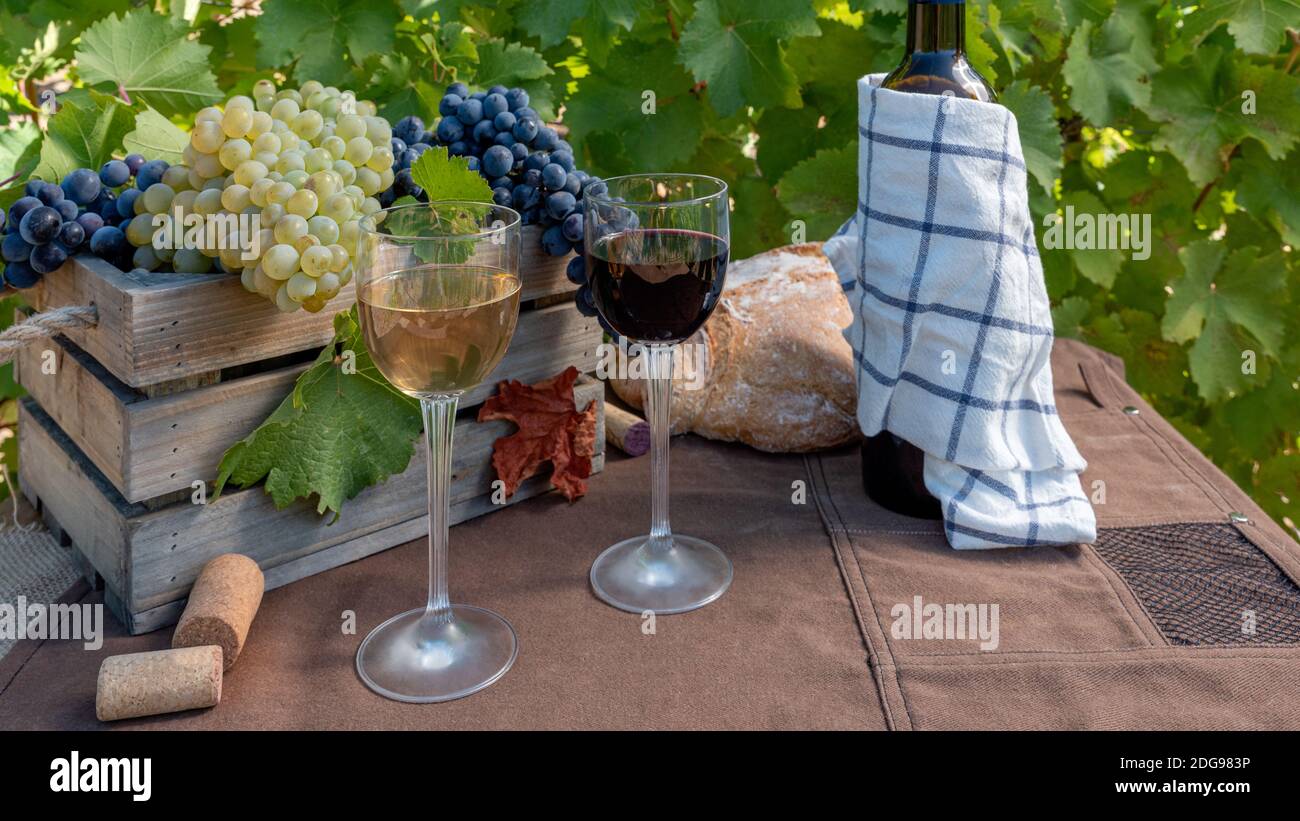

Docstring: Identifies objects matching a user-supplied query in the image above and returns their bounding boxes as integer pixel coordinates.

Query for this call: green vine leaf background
[0,0,1297,539]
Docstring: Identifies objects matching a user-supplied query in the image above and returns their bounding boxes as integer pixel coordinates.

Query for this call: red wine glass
[584,174,732,614]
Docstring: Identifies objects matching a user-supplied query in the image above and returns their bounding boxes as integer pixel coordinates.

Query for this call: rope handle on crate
[0,305,98,365]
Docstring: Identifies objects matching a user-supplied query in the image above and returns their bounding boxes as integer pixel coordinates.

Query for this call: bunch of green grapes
[126,79,395,313]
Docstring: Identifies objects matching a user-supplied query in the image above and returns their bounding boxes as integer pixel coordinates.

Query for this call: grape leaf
[1051,190,1126,288]
[1051,295,1091,339]
[999,80,1062,197]
[1085,308,1190,399]
[516,0,645,59]
[1254,453,1300,544]
[762,19,881,181]
[685,134,749,187]
[563,41,706,171]
[1,11,70,82]
[472,39,556,120]
[0,187,24,217]
[786,18,898,84]
[776,142,856,241]
[32,90,134,183]
[756,106,825,186]
[847,0,898,13]
[1183,0,1300,56]
[409,146,493,202]
[730,175,795,260]
[964,2,1001,86]
[255,0,400,87]
[0,70,38,117]
[1162,240,1288,402]
[364,52,443,125]
[1235,142,1300,247]
[122,107,190,164]
[1062,18,1153,125]
[678,0,820,117]
[1146,48,1300,186]
[982,0,1066,72]
[1056,0,1117,28]
[0,120,41,180]
[215,308,422,519]
[75,10,221,116]
[1221,350,1300,455]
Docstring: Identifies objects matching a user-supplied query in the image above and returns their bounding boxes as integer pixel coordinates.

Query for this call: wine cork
[605,401,650,456]
[172,553,264,670]
[96,646,223,722]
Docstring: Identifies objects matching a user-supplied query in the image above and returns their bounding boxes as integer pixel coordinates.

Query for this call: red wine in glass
[588,228,728,343]
[583,173,733,615]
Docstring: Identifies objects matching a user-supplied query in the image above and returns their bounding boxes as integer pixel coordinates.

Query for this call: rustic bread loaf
[608,243,859,452]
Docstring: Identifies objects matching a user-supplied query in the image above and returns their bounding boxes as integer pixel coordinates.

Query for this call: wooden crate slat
[29,226,576,388]
[14,323,133,492]
[17,402,139,597]
[18,302,600,503]
[19,376,605,633]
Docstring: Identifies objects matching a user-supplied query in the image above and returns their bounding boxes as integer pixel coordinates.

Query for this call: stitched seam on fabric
[806,454,903,731]
[895,644,1300,660]
[814,454,916,730]
[1076,360,1117,409]
[1121,406,1230,516]
[1239,522,1300,590]
[1080,543,1166,647]
[829,527,946,536]
[899,654,1300,669]
[1131,408,1300,580]
[819,454,922,728]
[816,455,909,730]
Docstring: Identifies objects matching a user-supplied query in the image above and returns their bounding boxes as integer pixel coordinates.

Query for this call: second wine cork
[96,646,223,722]
[172,553,264,671]
[605,401,650,456]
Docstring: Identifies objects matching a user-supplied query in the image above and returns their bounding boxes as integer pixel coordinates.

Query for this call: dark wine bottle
[881,0,996,102]
[863,1,995,520]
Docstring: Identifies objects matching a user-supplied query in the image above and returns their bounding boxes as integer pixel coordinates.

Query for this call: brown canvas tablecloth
[2,339,1298,729]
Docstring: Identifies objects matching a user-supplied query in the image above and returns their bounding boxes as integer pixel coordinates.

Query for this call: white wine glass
[353,201,521,702]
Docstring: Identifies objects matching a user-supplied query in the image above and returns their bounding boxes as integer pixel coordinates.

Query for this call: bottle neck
[904,1,965,55]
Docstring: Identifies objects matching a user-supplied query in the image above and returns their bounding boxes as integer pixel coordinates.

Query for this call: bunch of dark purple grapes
[392,84,600,259]
[2,154,168,288]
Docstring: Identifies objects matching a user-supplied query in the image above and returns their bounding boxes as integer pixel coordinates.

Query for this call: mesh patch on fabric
[1093,523,1300,646]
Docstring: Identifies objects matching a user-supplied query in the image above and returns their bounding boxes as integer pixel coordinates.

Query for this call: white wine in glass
[359,265,520,394]
[354,202,522,703]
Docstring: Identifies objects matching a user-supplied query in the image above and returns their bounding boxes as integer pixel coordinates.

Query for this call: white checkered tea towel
[823,74,1096,549]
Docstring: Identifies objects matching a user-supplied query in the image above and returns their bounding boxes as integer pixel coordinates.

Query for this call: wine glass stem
[420,393,460,625]
[645,344,676,554]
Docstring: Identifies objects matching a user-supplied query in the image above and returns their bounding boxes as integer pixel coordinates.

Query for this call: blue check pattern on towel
[823,75,1096,549]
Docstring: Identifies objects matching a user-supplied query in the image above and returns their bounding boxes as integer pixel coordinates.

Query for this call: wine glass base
[355,604,518,703]
[590,535,732,615]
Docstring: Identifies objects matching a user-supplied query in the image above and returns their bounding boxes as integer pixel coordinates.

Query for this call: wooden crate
[15,301,600,503]
[28,226,573,389]
[19,377,606,634]
[18,226,607,633]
